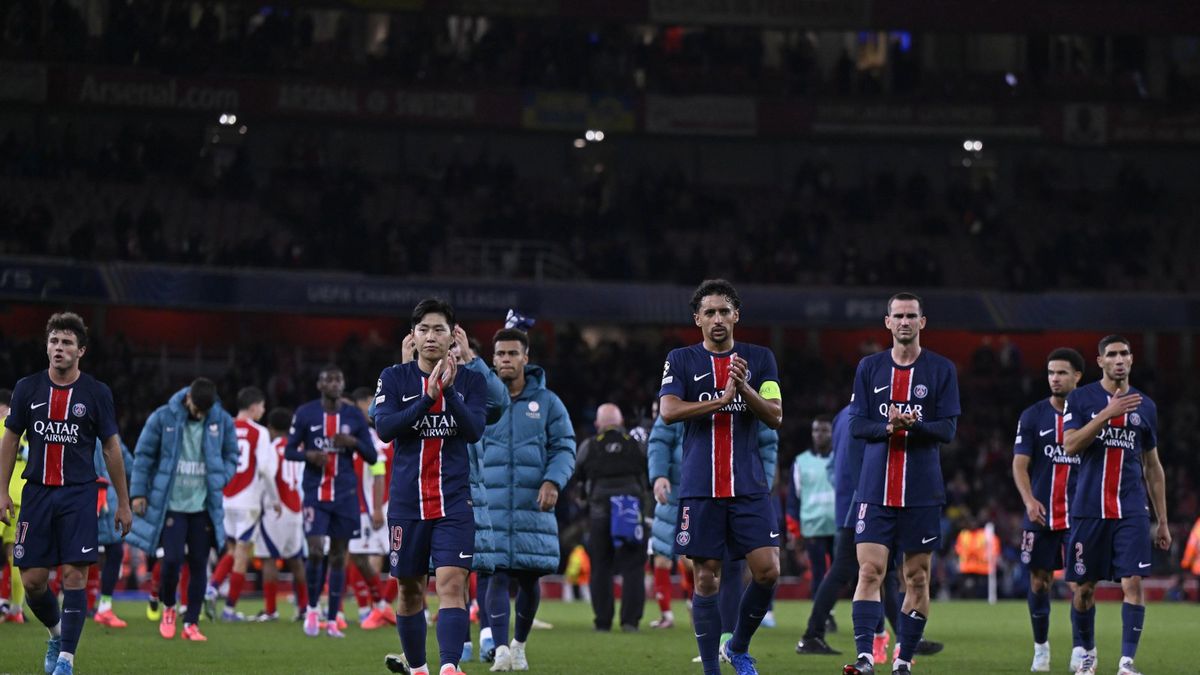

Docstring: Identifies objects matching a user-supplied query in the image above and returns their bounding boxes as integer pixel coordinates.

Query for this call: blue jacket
[127,388,239,553]
[647,416,778,558]
[464,357,510,573]
[94,439,133,547]
[830,404,865,529]
[480,365,575,573]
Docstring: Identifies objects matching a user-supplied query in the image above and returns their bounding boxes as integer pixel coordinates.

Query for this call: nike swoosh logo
[769,531,780,538]
[31,402,47,410]
[81,547,94,553]
[490,614,506,619]
[695,633,707,638]
[1133,627,1142,632]
[874,385,890,393]
[402,394,420,402]
[1138,562,1151,568]
[921,536,938,544]
[310,425,322,432]
[1039,429,1055,437]
[693,373,711,382]
[458,552,473,559]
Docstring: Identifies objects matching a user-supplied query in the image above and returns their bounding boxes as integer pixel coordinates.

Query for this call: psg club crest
[1129,412,1141,426]
[1020,551,1031,564]
[12,544,22,559]
[72,403,87,417]
[390,552,399,568]
[913,385,928,399]
[1074,562,1087,576]
[676,531,690,546]
[855,519,866,534]
[341,425,351,434]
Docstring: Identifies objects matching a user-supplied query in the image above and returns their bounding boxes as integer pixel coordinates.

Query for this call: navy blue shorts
[1020,529,1067,571]
[160,511,216,564]
[13,482,98,569]
[1066,516,1152,582]
[853,502,942,554]
[389,508,474,579]
[672,494,780,561]
[303,500,360,541]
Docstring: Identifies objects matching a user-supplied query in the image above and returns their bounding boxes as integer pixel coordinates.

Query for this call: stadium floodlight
[963,140,973,151]
[573,138,586,149]
[585,130,596,141]
[972,140,984,151]
[219,114,229,125]
[594,131,605,142]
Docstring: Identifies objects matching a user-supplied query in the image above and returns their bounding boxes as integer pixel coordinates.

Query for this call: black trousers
[587,513,646,629]
[805,527,900,639]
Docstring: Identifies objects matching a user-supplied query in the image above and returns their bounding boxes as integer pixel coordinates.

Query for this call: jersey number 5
[680,506,690,531]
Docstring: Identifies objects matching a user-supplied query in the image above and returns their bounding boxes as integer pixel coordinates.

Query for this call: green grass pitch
[2,598,1194,673]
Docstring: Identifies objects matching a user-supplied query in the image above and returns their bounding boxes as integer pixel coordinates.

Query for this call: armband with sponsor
[369,460,387,477]
[759,380,782,400]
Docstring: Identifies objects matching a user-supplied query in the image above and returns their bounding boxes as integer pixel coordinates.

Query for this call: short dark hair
[267,407,292,432]
[1047,348,1085,373]
[886,292,923,316]
[318,363,342,378]
[350,386,374,402]
[0,388,11,407]
[1098,335,1130,356]
[813,413,834,424]
[412,298,456,329]
[690,279,741,313]
[188,377,217,412]
[236,386,265,411]
[493,328,529,352]
[46,312,89,348]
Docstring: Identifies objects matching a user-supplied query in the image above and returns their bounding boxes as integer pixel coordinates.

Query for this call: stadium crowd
[2,119,1200,293]
[2,0,1194,101]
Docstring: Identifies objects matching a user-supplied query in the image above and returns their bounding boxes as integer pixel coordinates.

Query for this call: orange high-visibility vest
[1182,517,1200,575]
[955,528,998,575]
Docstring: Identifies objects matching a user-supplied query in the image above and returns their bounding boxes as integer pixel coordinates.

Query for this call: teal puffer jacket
[127,388,238,553]
[463,357,510,573]
[480,365,575,573]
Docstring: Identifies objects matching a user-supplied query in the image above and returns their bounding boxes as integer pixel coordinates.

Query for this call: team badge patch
[1129,412,1141,426]
[676,531,691,546]
[341,425,351,434]
[855,520,866,534]
[1020,551,1031,564]
[913,384,928,399]
[1074,562,1086,576]
[390,552,399,568]
[13,544,23,559]
[72,403,87,417]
